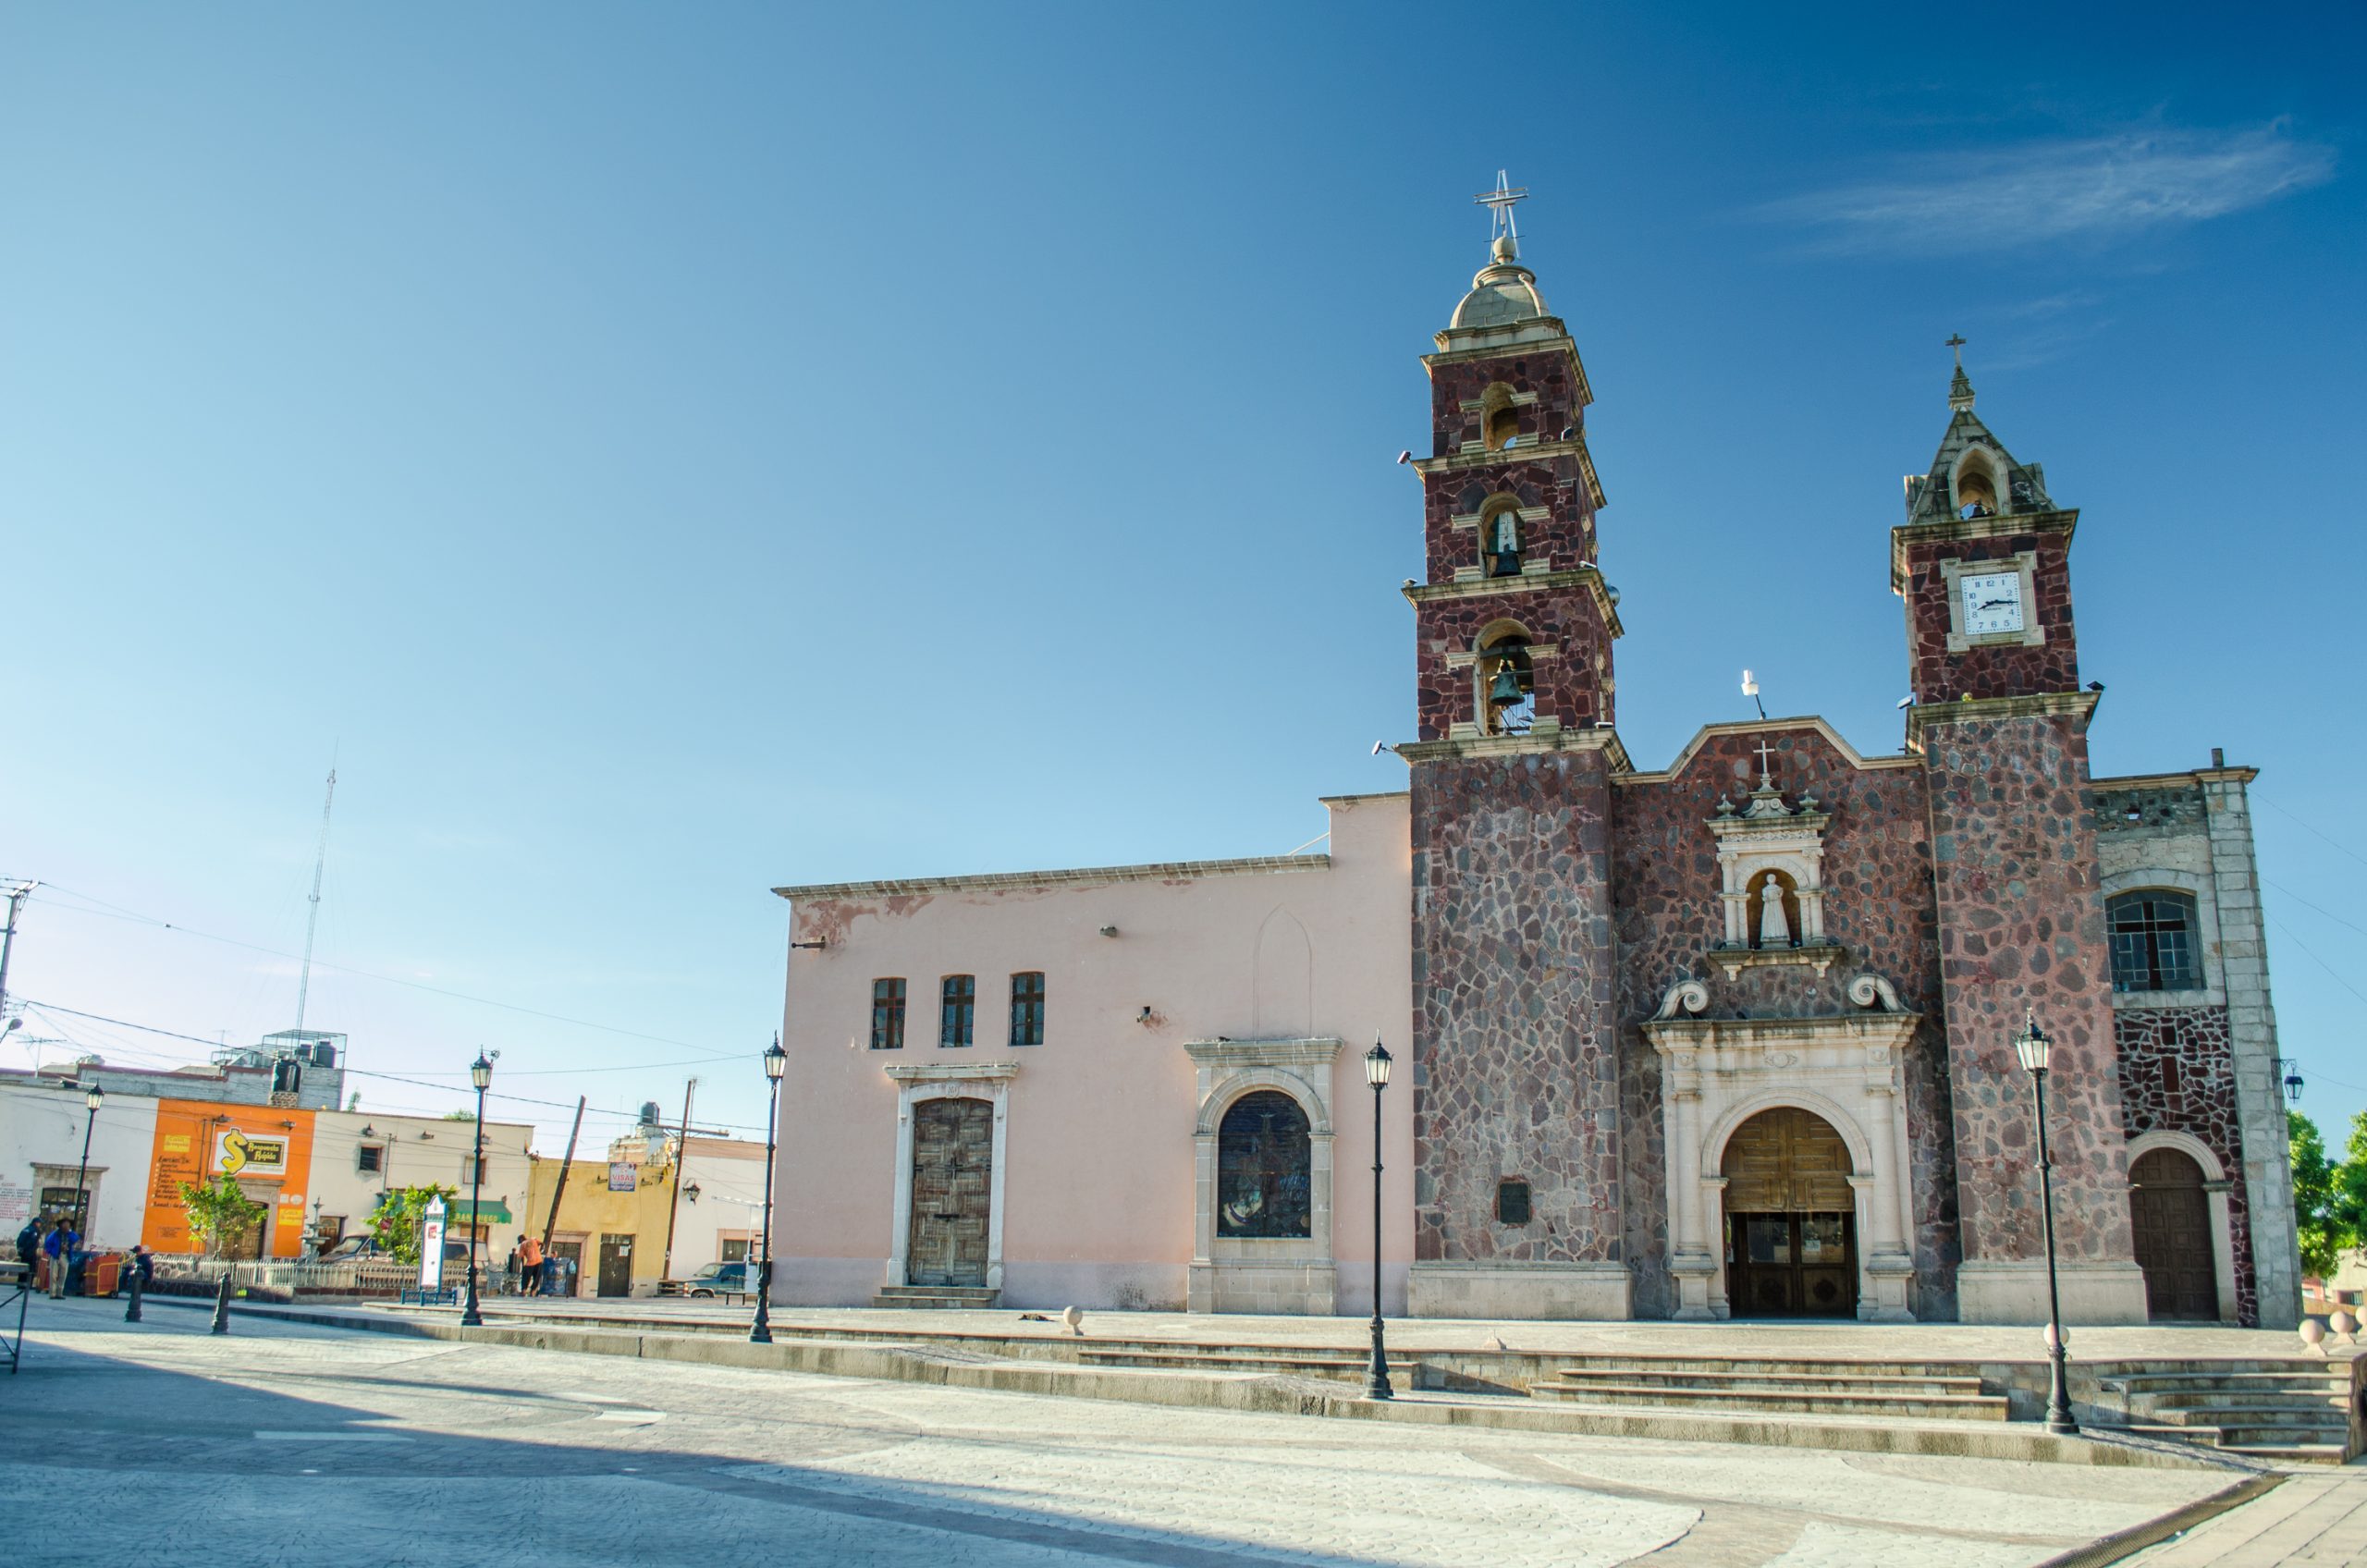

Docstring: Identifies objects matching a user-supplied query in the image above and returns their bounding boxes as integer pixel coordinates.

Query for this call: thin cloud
[1762,123,2336,255]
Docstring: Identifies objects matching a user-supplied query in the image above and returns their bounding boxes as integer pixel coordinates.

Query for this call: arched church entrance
[908,1097,993,1287]
[1721,1107,1858,1318]
[2130,1146,2216,1321]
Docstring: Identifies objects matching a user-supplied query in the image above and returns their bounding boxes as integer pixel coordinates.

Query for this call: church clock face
[1959,570,2024,635]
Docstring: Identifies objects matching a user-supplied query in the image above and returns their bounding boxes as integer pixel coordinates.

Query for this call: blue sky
[4,4,2362,1152]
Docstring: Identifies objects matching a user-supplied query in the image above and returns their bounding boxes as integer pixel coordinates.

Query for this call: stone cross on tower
[1474,171,1528,247]
[1755,738,1778,791]
[1946,334,1976,411]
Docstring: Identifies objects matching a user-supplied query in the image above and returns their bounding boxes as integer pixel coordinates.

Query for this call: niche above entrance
[1705,744,1842,979]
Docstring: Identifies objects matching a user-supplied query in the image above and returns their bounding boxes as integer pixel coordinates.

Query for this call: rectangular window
[460,1158,482,1186]
[940,974,975,1047]
[871,978,907,1050]
[1496,1179,1532,1227]
[1009,971,1046,1047]
[356,1145,385,1174]
[39,1187,88,1229]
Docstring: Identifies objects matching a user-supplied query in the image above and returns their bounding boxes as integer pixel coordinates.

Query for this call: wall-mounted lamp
[683,1182,702,1204]
[789,940,828,951]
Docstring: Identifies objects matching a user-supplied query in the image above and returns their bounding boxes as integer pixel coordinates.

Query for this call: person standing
[518,1233,544,1296]
[43,1218,78,1299]
[14,1217,44,1293]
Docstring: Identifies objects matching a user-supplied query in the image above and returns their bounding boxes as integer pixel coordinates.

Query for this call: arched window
[1478,631,1535,736]
[1216,1090,1311,1238]
[2109,891,2203,991]
[1483,506,1523,577]
[1956,452,2001,519]
[1480,384,1519,452]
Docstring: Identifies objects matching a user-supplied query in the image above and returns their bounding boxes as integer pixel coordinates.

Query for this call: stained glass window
[1217,1091,1311,1239]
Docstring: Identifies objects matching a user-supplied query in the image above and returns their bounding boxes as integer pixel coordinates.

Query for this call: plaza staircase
[871,1284,1000,1310]
[1526,1355,2007,1423]
[1075,1345,1419,1387]
[2085,1360,2358,1464]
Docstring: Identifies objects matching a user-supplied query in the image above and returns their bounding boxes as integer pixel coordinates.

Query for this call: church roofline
[1614,716,1919,785]
[772,853,1332,902]
[2094,766,2261,790]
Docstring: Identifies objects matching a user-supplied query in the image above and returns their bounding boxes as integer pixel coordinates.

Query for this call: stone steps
[1532,1371,2008,1423]
[1547,1366,1987,1399]
[1077,1348,1418,1383]
[2088,1361,2357,1464]
[2102,1421,2350,1465]
[872,1285,1000,1310]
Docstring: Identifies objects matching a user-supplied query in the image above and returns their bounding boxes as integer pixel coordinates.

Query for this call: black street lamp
[71,1081,103,1248]
[751,1032,787,1345]
[2013,1010,2077,1436]
[1363,1037,1393,1402]
[460,1050,494,1327]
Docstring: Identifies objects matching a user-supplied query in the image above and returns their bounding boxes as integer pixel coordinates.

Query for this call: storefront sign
[607,1162,637,1192]
[215,1129,288,1176]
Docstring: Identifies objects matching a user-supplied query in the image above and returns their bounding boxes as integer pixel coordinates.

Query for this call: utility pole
[540,1096,586,1255]
[0,881,37,1043]
[660,1078,695,1284]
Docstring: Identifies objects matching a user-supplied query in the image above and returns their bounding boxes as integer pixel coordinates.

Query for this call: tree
[178,1174,268,1257]
[2290,1110,2343,1279]
[371,1183,459,1266]
[2332,1111,2367,1257]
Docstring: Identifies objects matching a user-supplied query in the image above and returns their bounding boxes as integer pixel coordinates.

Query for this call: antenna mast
[294,767,337,1035]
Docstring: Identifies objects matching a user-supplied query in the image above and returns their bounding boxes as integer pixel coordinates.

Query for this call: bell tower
[1895,347,2147,1323]
[1401,179,1633,1320]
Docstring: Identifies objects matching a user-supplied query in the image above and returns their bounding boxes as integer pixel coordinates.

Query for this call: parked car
[682,1261,754,1297]
[321,1234,472,1268]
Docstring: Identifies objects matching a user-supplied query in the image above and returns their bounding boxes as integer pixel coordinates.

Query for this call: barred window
[2108,891,2203,992]
[940,974,975,1048]
[1009,971,1046,1047]
[356,1145,385,1174]
[870,978,907,1049]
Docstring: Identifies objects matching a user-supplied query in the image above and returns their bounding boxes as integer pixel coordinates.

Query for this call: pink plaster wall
[771,793,1417,1314]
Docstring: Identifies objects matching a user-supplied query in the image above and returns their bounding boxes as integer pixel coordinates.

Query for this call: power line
[23,883,754,1062]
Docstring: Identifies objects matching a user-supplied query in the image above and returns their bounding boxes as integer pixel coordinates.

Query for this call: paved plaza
[0,1297,2290,1567]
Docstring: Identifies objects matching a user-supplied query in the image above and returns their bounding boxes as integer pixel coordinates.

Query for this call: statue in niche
[1757,873,1792,949]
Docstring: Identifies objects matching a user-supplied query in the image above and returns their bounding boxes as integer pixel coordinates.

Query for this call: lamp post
[1362,1037,1393,1402]
[72,1081,103,1248]
[2013,1010,2077,1436]
[460,1050,493,1327]
[751,1033,787,1345]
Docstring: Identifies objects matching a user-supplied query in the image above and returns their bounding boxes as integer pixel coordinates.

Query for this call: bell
[1488,665,1524,707]
[1490,547,1521,578]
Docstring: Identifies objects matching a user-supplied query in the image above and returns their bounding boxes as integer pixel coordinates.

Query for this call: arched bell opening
[1480,503,1525,578]
[1718,1106,1859,1319]
[1479,383,1520,452]
[1954,450,2002,519]
[1474,623,1536,736]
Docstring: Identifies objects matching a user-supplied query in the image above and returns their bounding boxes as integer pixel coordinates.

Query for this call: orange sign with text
[143,1100,317,1256]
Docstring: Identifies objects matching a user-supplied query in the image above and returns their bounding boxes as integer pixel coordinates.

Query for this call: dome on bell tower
[1451,233,1550,329]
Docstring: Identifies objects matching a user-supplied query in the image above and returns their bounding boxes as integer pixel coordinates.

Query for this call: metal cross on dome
[1475,171,1528,244]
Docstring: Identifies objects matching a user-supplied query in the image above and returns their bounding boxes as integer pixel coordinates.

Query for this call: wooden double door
[2131,1147,2218,1320]
[1721,1107,1859,1319]
[908,1097,993,1288]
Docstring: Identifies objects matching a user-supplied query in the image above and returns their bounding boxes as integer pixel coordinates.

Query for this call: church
[770,190,2300,1329]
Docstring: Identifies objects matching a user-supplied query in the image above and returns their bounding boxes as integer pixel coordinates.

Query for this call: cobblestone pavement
[2128,1468,2367,1565]
[4,1299,2236,1568]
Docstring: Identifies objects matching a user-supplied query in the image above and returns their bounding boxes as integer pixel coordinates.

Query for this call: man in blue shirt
[42,1218,78,1299]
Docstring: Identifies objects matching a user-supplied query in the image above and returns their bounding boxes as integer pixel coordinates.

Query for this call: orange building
[142,1098,317,1258]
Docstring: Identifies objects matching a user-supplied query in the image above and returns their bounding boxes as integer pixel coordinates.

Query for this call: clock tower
[1895,349,2147,1323]
[1400,183,1633,1320]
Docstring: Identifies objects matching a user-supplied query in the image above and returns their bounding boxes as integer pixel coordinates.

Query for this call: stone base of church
[1956,1259,2150,1325]
[1187,1260,1338,1315]
[1407,1260,1634,1320]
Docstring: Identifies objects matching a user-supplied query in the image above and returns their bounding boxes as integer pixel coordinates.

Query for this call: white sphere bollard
[2300,1317,2328,1355]
[2331,1309,2358,1341]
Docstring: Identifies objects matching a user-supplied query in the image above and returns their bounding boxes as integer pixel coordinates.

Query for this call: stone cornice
[1396,727,1633,771]
[1614,717,1919,784]
[1421,327,1594,410]
[1889,507,2079,592]
[775,854,1330,901]
[1641,1011,1922,1050]
[2094,767,2260,791]
[1182,1037,1344,1072]
[1407,435,1607,510]
[1401,566,1625,639]
[1905,690,2100,750]
[882,1061,1021,1084]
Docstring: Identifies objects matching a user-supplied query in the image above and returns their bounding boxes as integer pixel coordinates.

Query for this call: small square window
[870,978,907,1050]
[1010,972,1046,1047]
[356,1145,385,1175]
[1496,1179,1531,1227]
[940,975,975,1048]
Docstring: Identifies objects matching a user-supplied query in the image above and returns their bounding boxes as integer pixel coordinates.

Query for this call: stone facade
[2115,1004,2254,1324]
